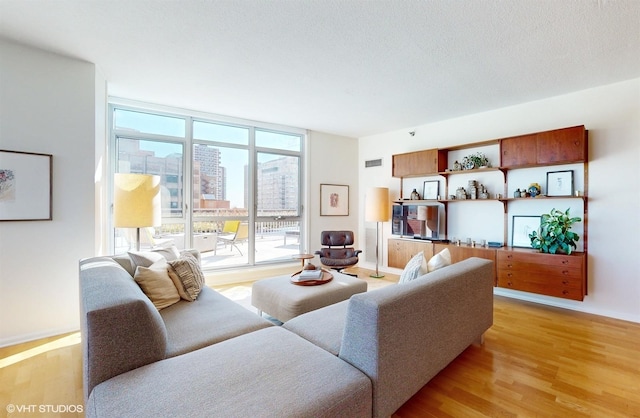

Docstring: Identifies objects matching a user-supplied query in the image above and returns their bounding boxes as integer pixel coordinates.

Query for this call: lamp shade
[114,173,161,228]
[365,187,390,222]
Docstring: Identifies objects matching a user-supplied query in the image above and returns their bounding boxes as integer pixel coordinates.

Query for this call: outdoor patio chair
[219,222,249,255]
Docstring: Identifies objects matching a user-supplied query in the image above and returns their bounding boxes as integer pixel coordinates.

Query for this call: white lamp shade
[365,187,390,222]
[114,173,161,228]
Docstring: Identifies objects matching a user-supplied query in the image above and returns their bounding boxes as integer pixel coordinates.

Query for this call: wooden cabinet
[388,241,587,302]
[392,149,448,178]
[501,134,537,168]
[497,250,586,301]
[433,243,497,285]
[536,125,587,165]
[388,238,434,269]
[500,125,586,168]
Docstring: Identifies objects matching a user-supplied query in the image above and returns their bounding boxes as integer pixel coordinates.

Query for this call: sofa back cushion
[339,257,494,418]
[79,257,168,400]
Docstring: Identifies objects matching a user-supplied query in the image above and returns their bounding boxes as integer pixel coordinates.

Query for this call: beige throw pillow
[168,253,205,301]
[133,261,180,310]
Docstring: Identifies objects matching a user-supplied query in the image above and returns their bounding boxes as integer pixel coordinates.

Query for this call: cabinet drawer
[497,276,584,301]
[498,250,584,269]
[497,259,582,279]
[497,270,582,289]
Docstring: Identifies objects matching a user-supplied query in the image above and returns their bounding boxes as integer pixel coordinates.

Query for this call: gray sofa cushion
[160,286,273,357]
[282,299,349,356]
[86,327,372,418]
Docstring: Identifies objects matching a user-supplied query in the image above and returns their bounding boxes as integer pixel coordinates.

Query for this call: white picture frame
[511,215,540,248]
[320,184,349,216]
[0,150,52,221]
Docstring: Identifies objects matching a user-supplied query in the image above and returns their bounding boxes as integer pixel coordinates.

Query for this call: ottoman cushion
[251,272,367,322]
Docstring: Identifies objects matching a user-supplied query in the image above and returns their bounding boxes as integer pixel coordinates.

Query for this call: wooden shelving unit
[390,125,589,301]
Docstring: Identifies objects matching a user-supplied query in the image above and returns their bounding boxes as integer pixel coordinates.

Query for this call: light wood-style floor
[1,267,638,417]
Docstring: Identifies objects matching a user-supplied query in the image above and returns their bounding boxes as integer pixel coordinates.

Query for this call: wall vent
[365,158,383,168]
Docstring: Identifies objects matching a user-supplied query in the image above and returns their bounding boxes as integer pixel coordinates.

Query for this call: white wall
[359,78,640,323]
[0,40,99,346]
[307,131,359,261]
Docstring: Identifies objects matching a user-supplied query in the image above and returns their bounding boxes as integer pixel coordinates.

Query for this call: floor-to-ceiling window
[110,102,305,270]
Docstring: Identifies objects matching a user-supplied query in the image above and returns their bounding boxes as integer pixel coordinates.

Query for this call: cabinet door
[537,125,586,164]
[501,134,537,168]
[434,244,497,284]
[392,149,447,177]
[388,239,433,268]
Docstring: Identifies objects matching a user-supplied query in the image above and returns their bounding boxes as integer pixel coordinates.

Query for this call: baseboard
[493,288,640,324]
[0,326,79,349]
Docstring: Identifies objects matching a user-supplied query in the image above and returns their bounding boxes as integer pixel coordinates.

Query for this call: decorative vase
[410,189,420,200]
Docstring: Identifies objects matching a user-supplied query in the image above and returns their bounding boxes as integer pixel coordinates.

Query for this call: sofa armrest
[339,257,494,418]
[80,257,168,400]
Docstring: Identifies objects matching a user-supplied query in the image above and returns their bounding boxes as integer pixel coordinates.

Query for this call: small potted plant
[462,152,490,170]
[529,208,582,254]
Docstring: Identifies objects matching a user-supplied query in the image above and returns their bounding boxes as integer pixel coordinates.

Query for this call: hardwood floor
[1,267,638,417]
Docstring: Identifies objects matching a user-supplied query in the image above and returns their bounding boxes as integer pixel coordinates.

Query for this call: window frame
[108,100,306,269]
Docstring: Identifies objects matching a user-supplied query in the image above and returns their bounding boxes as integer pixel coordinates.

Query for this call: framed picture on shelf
[0,149,53,221]
[511,215,540,248]
[422,180,439,200]
[546,170,574,197]
[320,184,349,216]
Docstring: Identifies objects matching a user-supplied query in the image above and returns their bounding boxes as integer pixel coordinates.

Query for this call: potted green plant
[529,208,582,254]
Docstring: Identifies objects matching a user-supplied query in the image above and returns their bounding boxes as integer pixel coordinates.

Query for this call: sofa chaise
[80,251,493,417]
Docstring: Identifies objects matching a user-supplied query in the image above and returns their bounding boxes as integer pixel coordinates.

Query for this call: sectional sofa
[79,251,494,417]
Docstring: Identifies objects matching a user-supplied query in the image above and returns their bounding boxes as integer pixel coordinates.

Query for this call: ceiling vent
[365,158,383,168]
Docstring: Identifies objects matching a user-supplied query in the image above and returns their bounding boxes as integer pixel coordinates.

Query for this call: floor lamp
[114,173,161,251]
[365,187,389,278]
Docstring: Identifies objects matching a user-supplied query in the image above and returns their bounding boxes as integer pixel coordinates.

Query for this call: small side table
[292,253,314,268]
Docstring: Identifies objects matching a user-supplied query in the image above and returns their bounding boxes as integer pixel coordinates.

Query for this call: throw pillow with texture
[168,253,205,301]
[133,261,180,310]
[427,248,452,272]
[398,252,425,284]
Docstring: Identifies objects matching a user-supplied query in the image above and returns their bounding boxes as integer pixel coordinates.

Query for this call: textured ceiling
[1,0,639,137]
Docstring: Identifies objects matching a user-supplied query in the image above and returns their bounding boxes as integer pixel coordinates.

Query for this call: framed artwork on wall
[511,215,540,248]
[320,184,349,216]
[546,170,574,197]
[422,180,439,200]
[0,149,53,221]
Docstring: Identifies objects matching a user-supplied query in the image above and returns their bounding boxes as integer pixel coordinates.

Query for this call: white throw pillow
[398,252,425,284]
[427,248,452,272]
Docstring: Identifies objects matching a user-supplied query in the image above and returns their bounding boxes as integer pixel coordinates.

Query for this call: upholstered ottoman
[251,272,367,322]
